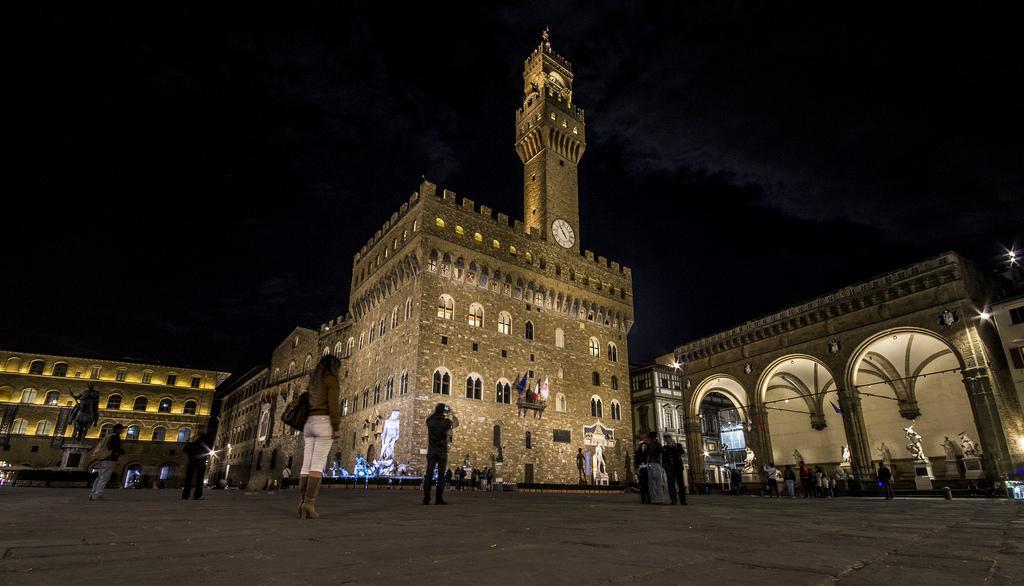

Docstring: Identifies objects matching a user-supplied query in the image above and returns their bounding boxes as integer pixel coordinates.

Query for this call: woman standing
[298,355,342,519]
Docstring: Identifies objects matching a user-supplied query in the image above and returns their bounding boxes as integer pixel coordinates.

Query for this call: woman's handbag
[281,391,311,431]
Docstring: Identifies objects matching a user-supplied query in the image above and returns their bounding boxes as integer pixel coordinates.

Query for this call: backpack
[90,434,112,459]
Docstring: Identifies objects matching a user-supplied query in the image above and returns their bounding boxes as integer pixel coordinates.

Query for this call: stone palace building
[212,32,635,487]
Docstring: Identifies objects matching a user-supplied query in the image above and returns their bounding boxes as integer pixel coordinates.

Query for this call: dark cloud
[3,3,1020,372]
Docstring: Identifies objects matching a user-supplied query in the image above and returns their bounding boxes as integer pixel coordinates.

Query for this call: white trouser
[301,415,333,476]
[91,461,115,497]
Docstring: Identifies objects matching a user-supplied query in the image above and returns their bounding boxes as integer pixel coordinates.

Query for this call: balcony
[516,398,546,419]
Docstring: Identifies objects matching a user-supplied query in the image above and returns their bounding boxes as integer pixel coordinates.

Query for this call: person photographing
[423,403,459,505]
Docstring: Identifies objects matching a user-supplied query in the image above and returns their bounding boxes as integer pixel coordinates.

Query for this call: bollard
[944,486,953,500]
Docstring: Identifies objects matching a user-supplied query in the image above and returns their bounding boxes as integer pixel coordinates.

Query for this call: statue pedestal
[494,462,503,489]
[913,459,934,490]
[741,471,758,484]
[594,472,609,486]
[60,443,91,470]
[944,459,960,479]
[962,456,983,480]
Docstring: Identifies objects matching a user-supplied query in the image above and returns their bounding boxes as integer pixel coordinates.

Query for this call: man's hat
[662,432,672,438]
[112,423,125,431]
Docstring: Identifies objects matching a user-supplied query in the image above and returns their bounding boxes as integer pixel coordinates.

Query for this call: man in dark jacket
[423,403,459,505]
[182,431,214,500]
[635,439,651,504]
[661,433,687,505]
[90,424,125,500]
[878,463,895,499]
[576,448,586,484]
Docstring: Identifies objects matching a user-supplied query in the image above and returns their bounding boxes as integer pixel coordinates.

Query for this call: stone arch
[690,374,749,421]
[756,354,848,467]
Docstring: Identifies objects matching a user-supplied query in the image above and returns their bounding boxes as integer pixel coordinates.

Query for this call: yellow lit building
[0,350,229,487]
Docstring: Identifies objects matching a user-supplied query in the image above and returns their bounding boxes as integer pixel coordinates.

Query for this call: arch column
[837,388,873,491]
[750,406,772,479]
[684,416,703,492]
[962,367,1012,478]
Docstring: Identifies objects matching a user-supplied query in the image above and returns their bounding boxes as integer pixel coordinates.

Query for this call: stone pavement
[1,487,1022,585]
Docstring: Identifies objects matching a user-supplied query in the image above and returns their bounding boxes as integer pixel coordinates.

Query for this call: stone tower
[515,28,586,252]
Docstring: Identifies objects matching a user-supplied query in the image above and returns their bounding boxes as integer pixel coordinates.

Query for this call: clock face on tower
[551,219,575,248]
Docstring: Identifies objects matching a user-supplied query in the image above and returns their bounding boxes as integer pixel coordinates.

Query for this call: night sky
[5,4,1022,379]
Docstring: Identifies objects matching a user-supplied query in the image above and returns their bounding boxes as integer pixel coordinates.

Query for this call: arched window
[432,369,451,395]
[525,252,533,264]
[591,397,603,418]
[391,306,399,329]
[427,249,438,272]
[435,217,445,228]
[362,389,369,408]
[133,396,148,411]
[177,428,192,443]
[466,374,482,400]
[437,295,454,320]
[589,337,600,357]
[334,342,344,358]
[98,423,112,438]
[524,321,534,341]
[52,363,68,377]
[495,379,511,404]
[378,318,386,337]
[345,338,355,357]
[555,328,565,348]
[341,399,349,416]
[555,393,566,412]
[607,343,618,362]
[11,419,28,435]
[126,425,141,440]
[159,464,176,480]
[663,405,674,429]
[20,388,37,403]
[44,390,60,406]
[373,383,381,404]
[29,360,45,375]
[498,311,512,335]
[592,372,601,386]
[105,394,122,410]
[474,232,483,242]
[386,377,394,400]
[158,398,173,413]
[611,401,622,421]
[468,303,484,327]
[322,346,330,357]
[405,297,413,320]
[400,371,409,395]
[152,426,167,441]
[611,375,619,390]
[35,420,53,436]
[288,361,296,376]
[183,400,198,415]
[304,354,313,372]
[509,245,518,256]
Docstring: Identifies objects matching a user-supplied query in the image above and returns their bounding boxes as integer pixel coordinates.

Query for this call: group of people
[634,433,687,505]
[762,461,843,498]
[88,422,215,502]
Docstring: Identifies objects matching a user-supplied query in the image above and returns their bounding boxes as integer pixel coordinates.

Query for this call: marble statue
[593,443,606,475]
[841,445,851,465]
[941,436,962,460]
[742,447,756,473]
[793,449,804,465]
[904,425,926,460]
[377,410,401,474]
[958,432,980,457]
[877,442,894,466]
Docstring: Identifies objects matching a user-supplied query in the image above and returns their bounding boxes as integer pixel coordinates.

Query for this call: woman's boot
[299,473,322,519]
[297,475,308,517]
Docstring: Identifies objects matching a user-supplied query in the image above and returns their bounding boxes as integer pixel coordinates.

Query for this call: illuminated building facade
[0,350,229,487]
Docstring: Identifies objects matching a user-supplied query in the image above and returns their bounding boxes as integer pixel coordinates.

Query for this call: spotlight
[978,311,992,321]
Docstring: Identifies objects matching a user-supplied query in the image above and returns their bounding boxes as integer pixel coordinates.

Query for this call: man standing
[456,466,466,491]
[661,434,687,505]
[423,403,458,505]
[281,465,292,489]
[89,423,125,500]
[576,448,586,484]
[783,465,797,498]
[878,462,895,499]
[799,462,813,498]
[182,431,213,500]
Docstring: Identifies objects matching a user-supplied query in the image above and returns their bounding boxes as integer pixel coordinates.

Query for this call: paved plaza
[1,487,1022,585]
